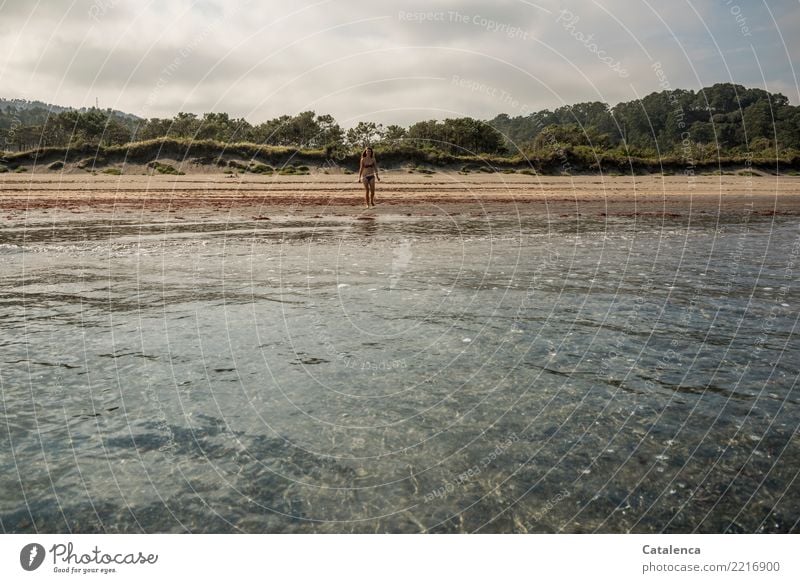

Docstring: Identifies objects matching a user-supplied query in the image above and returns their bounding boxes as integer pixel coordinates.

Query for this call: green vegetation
[248,163,274,174]
[148,161,184,175]
[103,167,122,175]
[0,99,136,151]
[2,83,799,174]
[409,165,435,174]
[489,84,800,159]
[278,164,310,175]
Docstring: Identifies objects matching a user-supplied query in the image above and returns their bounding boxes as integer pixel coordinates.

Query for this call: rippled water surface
[1,212,798,532]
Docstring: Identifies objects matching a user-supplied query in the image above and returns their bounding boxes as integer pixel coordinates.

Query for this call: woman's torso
[362,156,377,176]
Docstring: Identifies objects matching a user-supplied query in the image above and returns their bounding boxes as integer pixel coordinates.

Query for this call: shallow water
[1,211,798,533]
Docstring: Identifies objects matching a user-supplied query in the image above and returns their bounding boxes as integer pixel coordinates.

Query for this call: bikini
[362,159,376,182]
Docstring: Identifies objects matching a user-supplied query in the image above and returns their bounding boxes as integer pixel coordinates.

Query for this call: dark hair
[362,147,374,158]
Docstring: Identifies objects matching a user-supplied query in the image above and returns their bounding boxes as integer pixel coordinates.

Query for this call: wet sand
[1,172,798,222]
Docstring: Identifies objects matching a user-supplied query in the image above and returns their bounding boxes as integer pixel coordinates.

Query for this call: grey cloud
[0,0,797,125]
[14,38,257,89]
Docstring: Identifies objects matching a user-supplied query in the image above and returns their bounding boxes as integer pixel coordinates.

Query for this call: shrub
[103,168,122,175]
[413,166,434,174]
[48,161,64,171]
[148,161,184,175]
[15,166,28,172]
[249,163,274,174]
[278,164,309,175]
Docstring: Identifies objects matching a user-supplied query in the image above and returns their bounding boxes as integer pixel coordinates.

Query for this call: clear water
[1,211,798,533]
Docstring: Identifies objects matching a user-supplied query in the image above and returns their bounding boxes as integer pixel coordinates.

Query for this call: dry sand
[1,171,798,222]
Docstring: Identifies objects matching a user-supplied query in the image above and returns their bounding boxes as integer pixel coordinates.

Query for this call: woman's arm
[374,159,380,181]
[358,158,364,180]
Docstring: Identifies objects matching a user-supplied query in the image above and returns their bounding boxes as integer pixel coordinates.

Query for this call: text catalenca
[642,545,700,555]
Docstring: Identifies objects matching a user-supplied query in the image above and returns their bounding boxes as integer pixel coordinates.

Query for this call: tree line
[2,83,798,160]
[489,83,800,159]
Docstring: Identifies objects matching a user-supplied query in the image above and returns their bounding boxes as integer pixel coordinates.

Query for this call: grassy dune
[2,137,799,175]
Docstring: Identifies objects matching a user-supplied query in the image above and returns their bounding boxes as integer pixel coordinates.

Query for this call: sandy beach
[2,172,798,222]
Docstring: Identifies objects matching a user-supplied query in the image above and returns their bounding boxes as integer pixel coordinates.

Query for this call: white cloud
[0,0,797,125]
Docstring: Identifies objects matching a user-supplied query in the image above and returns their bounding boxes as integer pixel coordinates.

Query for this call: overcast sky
[1,0,798,126]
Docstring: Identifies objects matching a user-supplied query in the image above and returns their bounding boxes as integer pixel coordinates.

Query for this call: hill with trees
[2,83,799,173]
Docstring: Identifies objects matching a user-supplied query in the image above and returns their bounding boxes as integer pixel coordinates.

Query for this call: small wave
[0,243,29,254]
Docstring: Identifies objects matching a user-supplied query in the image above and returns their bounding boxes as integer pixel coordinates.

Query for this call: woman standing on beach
[358,147,380,208]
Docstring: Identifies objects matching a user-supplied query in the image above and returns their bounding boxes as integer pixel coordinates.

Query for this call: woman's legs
[368,180,376,206]
[363,180,370,207]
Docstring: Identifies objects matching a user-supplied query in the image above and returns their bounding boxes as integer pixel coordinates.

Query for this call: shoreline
[1,173,798,220]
